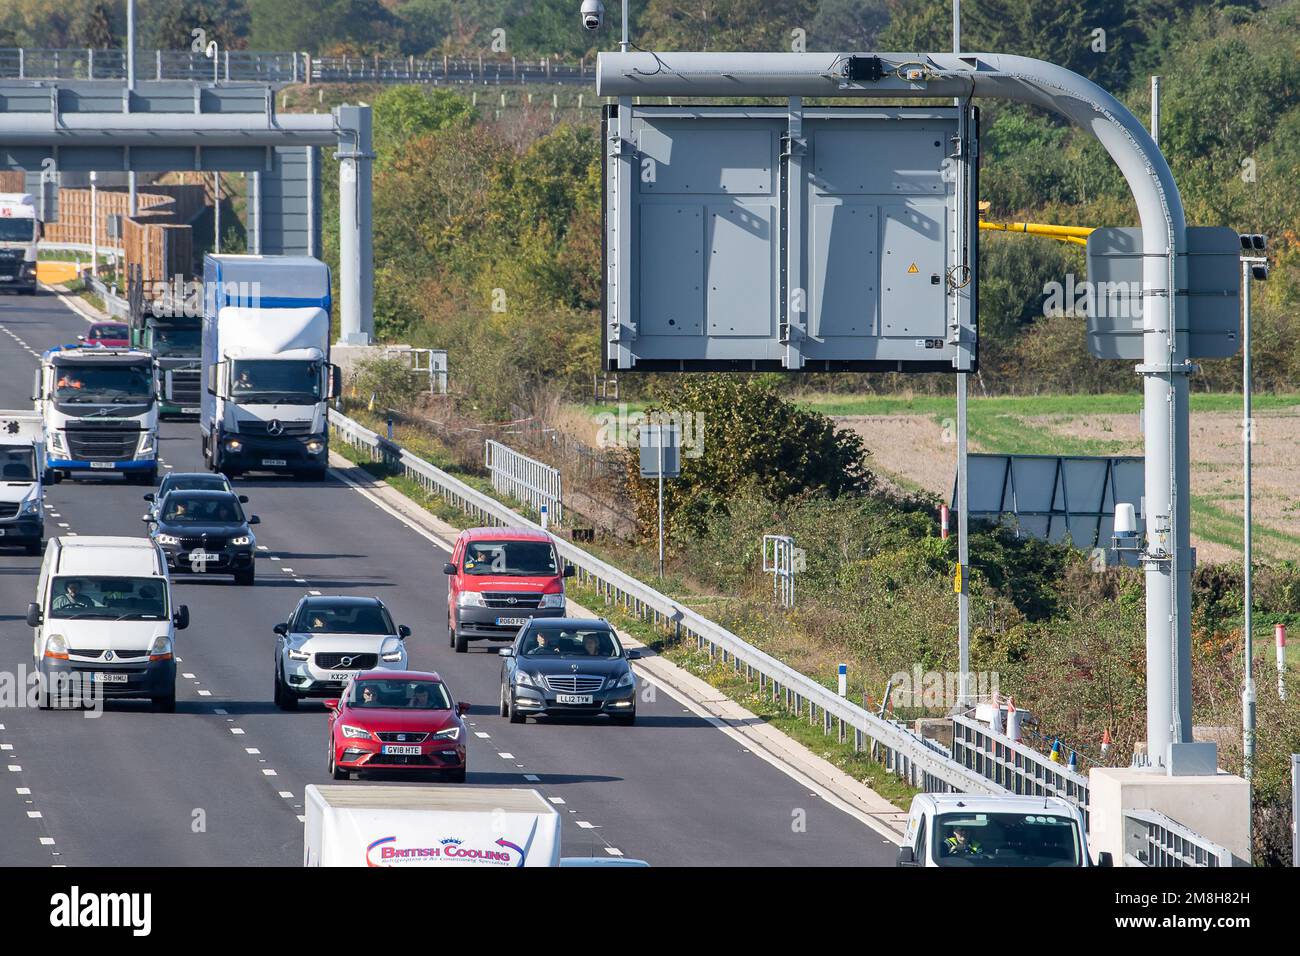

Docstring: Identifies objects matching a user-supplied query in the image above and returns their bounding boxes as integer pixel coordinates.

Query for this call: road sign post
[640,422,680,579]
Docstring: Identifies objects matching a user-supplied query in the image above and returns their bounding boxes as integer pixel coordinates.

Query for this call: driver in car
[583,633,604,656]
[943,825,981,857]
[52,580,95,611]
[409,685,432,708]
[530,633,560,655]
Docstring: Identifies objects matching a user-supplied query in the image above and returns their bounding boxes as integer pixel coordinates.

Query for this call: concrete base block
[1088,767,1250,865]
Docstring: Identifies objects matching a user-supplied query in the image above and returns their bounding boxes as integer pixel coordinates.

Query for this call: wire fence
[485,438,563,526]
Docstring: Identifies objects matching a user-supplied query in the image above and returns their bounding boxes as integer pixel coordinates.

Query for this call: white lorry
[305,785,562,867]
[0,410,54,554]
[36,346,159,484]
[896,793,1111,867]
[26,536,189,712]
[0,193,39,294]
[201,254,340,480]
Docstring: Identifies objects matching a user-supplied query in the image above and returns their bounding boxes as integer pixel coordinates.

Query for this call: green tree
[371,86,477,168]
[811,0,891,50]
[73,0,118,48]
[641,0,816,52]
[142,0,250,51]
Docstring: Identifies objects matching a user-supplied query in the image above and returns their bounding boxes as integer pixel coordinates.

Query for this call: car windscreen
[88,324,129,341]
[931,811,1081,867]
[294,603,394,635]
[54,363,152,404]
[162,475,230,495]
[0,218,35,242]
[0,447,35,481]
[349,679,451,710]
[522,627,622,658]
[49,575,168,620]
[462,540,558,576]
[162,495,244,523]
[229,359,321,405]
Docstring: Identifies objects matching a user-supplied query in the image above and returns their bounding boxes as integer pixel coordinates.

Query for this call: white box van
[27,536,189,711]
[0,409,54,554]
[896,793,1111,867]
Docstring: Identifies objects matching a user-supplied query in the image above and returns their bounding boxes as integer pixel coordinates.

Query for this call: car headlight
[306,439,324,454]
[457,591,485,608]
[340,724,372,740]
[156,533,180,546]
[224,438,242,452]
[539,592,565,609]
[230,535,252,546]
[433,726,460,740]
[44,633,68,660]
[287,644,310,662]
[380,637,404,663]
[137,433,155,457]
[614,671,635,689]
[149,635,173,661]
[18,495,40,514]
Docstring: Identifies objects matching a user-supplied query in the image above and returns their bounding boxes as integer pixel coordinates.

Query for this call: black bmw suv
[143,489,260,585]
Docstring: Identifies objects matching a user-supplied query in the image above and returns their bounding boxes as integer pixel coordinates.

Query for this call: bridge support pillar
[335,104,374,345]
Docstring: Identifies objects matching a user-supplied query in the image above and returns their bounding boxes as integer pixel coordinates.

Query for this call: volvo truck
[0,193,39,293]
[201,255,339,480]
[134,311,202,419]
[36,346,159,484]
[0,410,54,554]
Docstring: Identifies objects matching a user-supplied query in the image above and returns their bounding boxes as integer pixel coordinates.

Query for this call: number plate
[262,458,287,467]
[382,745,422,756]
[496,617,529,627]
[556,694,593,705]
[330,671,351,680]
[93,672,129,684]
[189,551,215,563]
[89,461,115,470]
[182,407,200,415]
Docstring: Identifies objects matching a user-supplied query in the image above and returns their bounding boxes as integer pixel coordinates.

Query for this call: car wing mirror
[1095,851,1113,868]
[442,562,456,575]
[563,565,576,578]
[625,649,638,660]
[141,514,152,522]
[173,604,190,630]
[248,515,260,525]
[143,493,154,501]
[238,495,248,503]
[896,846,920,867]
[457,701,470,716]
[322,699,339,712]
[273,623,288,636]
[498,647,513,657]
[25,602,42,628]
[398,625,411,639]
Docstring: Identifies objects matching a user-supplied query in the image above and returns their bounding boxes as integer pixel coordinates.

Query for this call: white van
[0,409,54,554]
[896,793,1111,867]
[27,537,189,711]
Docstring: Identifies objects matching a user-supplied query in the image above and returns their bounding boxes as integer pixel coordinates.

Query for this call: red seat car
[443,527,574,653]
[81,322,130,348]
[326,670,469,782]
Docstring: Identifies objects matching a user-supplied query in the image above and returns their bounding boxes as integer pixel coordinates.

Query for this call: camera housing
[580,0,605,31]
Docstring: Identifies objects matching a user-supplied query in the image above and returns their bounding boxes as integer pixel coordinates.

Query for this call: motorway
[0,291,894,867]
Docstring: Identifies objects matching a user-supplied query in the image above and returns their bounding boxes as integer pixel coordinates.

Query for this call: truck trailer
[0,193,40,294]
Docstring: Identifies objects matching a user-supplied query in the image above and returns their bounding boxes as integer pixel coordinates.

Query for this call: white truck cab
[0,409,55,554]
[27,536,189,712]
[0,192,39,293]
[897,793,1111,867]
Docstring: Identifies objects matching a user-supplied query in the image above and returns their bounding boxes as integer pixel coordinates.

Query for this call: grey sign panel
[954,453,1145,562]
[1085,226,1241,360]
[605,105,977,372]
[256,147,320,256]
[639,423,681,478]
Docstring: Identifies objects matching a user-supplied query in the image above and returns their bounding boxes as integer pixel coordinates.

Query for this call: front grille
[169,370,200,404]
[314,652,378,670]
[64,423,141,462]
[542,675,605,694]
[68,648,149,660]
[483,592,543,609]
[178,536,229,550]
[0,503,19,519]
[239,420,314,437]
[366,753,434,766]
[376,731,430,743]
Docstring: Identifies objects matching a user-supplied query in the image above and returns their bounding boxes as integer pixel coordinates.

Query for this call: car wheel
[447,623,455,649]
[329,747,348,780]
[24,539,42,556]
[507,691,525,724]
[454,631,468,654]
[235,565,255,587]
[498,683,509,718]
[274,666,297,711]
[446,765,467,783]
[611,709,636,726]
[153,689,177,713]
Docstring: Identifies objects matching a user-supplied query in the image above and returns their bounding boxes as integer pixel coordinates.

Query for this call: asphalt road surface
[0,289,895,867]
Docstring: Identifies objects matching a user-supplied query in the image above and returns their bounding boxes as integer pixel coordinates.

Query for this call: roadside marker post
[1278,624,1287,702]
[837,663,847,698]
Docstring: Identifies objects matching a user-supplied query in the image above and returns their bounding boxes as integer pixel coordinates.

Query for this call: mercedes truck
[201,254,339,480]
[0,193,39,294]
[36,346,159,484]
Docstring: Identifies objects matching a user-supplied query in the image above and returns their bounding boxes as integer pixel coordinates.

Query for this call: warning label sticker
[907,262,919,274]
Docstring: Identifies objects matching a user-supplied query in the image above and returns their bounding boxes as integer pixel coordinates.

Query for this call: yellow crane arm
[978,217,1095,247]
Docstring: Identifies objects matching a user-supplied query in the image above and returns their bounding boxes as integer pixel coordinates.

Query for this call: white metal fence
[329,408,1001,796]
[762,534,798,608]
[1123,809,1234,867]
[485,438,562,526]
